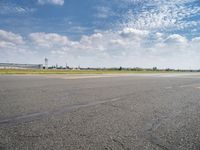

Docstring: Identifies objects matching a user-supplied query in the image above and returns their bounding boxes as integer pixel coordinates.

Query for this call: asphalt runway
[1,73,200,150]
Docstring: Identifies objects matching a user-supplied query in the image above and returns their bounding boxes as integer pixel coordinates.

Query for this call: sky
[0,0,200,69]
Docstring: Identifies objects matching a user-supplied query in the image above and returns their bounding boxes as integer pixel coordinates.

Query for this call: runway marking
[0,97,121,125]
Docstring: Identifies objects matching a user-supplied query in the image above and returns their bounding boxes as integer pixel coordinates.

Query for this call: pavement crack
[143,114,178,150]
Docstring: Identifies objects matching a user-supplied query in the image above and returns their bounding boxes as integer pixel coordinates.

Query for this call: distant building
[0,63,43,69]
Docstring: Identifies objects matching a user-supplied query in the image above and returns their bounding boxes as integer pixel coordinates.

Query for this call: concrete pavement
[1,73,200,149]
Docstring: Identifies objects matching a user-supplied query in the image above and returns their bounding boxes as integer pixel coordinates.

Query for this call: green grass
[0,69,180,75]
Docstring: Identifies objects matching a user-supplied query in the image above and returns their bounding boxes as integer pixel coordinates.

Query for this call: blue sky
[0,0,200,69]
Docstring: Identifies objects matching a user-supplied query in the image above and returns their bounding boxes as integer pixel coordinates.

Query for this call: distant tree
[119,66,122,70]
[153,67,157,71]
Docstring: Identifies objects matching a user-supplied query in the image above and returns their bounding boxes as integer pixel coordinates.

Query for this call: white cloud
[120,0,200,31]
[119,28,149,39]
[191,37,200,43]
[29,28,150,58]
[0,30,24,48]
[39,29,200,68]
[2,28,200,69]
[0,30,37,64]
[95,6,114,19]
[29,32,70,47]
[0,4,36,15]
[38,0,64,6]
[164,34,188,44]
[27,28,196,68]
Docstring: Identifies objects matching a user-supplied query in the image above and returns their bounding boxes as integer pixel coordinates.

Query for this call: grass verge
[0,69,180,75]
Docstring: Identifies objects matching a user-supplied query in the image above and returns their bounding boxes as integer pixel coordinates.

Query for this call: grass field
[0,69,179,74]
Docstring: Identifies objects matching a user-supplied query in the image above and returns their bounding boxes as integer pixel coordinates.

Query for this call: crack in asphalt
[143,116,176,150]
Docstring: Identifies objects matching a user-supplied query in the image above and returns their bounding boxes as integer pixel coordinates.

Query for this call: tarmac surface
[1,73,200,150]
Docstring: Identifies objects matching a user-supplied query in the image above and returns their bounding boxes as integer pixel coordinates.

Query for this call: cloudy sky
[0,0,200,69]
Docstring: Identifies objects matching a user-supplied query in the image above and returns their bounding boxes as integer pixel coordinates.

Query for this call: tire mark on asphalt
[0,97,121,126]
